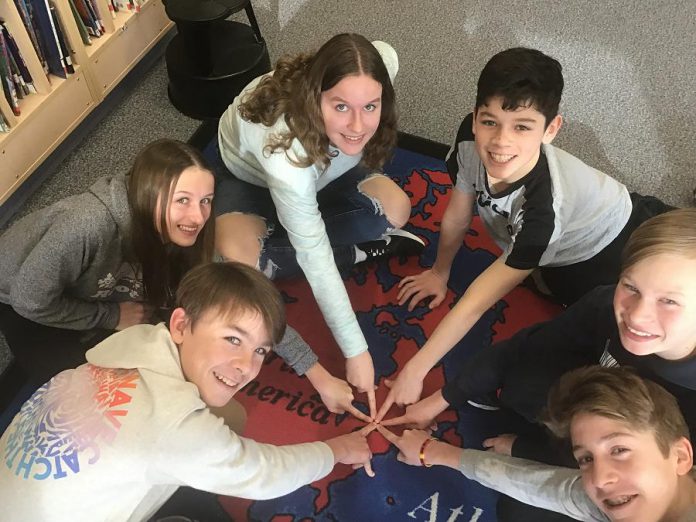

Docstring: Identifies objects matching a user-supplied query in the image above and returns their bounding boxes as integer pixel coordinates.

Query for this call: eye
[225,336,241,345]
[176,197,190,205]
[481,119,496,127]
[622,282,639,294]
[335,103,348,112]
[610,446,630,457]
[255,347,269,357]
[364,103,378,112]
[660,298,679,306]
[201,197,213,205]
[515,125,531,131]
[575,454,593,467]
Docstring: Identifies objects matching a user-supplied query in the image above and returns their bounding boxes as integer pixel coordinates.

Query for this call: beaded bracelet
[419,437,437,467]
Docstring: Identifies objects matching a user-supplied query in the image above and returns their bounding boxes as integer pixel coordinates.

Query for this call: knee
[359,176,412,229]
[215,213,267,267]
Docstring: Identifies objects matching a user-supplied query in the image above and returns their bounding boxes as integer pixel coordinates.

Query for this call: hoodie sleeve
[458,450,607,521]
[8,209,120,330]
[151,407,334,499]
[274,326,318,376]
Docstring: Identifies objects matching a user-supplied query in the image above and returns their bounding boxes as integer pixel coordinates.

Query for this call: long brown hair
[127,139,215,308]
[239,33,397,170]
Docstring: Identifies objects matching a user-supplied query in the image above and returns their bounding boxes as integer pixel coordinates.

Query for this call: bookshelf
[0,0,172,205]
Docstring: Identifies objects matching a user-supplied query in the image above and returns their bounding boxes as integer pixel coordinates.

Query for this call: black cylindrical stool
[165,0,271,119]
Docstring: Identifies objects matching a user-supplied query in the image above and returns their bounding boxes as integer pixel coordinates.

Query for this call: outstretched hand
[380,389,448,429]
[483,434,517,456]
[397,269,448,312]
[325,423,378,477]
[375,425,432,467]
[307,364,372,423]
[375,366,425,423]
[345,351,377,419]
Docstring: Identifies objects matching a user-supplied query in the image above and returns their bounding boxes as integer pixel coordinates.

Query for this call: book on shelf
[68,0,92,45]
[74,0,101,37]
[13,0,49,76]
[27,0,67,78]
[0,112,9,132]
[49,2,75,74]
[1,21,37,96]
[0,29,21,115]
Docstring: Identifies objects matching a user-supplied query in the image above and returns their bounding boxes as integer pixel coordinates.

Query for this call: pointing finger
[375,423,399,444]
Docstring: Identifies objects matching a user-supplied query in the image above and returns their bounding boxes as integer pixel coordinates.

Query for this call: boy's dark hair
[176,262,286,345]
[545,366,689,458]
[475,47,564,125]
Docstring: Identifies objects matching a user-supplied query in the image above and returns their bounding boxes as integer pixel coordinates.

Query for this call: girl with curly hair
[214,33,423,416]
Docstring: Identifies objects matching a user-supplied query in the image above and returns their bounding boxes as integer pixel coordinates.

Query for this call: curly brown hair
[238,33,397,170]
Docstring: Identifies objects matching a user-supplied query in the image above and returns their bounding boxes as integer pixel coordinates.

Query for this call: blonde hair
[622,208,696,273]
[545,366,689,457]
[238,33,397,170]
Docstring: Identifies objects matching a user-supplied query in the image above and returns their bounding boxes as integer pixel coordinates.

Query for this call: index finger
[379,414,411,427]
[358,422,378,436]
[366,388,377,420]
[346,404,372,424]
[375,423,400,444]
[375,392,394,423]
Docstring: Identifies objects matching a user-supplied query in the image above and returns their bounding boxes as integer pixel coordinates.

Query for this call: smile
[625,324,658,339]
[342,134,364,143]
[213,371,238,388]
[603,494,637,508]
[177,224,199,234]
[489,152,515,163]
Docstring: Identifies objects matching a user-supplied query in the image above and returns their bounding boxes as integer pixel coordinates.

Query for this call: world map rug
[203,143,563,522]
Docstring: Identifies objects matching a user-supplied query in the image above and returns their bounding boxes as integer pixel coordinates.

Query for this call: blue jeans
[210,143,391,279]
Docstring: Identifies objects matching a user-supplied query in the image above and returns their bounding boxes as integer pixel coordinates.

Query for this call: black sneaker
[357,229,425,260]
[466,391,502,411]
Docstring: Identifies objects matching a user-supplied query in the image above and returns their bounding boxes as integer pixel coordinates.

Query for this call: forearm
[274,325,318,375]
[431,216,471,278]
[407,259,531,375]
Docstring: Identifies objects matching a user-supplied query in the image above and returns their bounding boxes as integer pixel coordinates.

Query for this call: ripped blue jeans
[212,146,391,280]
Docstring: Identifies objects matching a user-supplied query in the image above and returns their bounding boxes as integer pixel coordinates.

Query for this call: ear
[471,108,478,134]
[673,437,693,475]
[542,114,563,144]
[169,307,190,345]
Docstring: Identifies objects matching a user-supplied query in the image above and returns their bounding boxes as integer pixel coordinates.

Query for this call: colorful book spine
[0,30,21,115]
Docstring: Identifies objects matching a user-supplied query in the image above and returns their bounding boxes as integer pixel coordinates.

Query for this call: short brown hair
[176,262,286,345]
[622,208,696,273]
[545,366,689,457]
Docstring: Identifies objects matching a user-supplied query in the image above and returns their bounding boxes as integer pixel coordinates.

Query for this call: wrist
[426,440,461,469]
[431,264,450,281]
[305,362,329,385]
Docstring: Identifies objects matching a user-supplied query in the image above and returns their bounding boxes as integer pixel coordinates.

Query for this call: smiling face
[613,253,696,361]
[170,307,271,407]
[472,96,562,189]
[571,414,691,522]
[159,165,214,247]
[320,73,382,156]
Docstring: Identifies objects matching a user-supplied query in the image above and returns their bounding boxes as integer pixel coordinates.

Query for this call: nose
[348,110,363,133]
[590,459,618,489]
[188,203,205,225]
[234,349,254,378]
[627,295,653,324]
[492,125,511,144]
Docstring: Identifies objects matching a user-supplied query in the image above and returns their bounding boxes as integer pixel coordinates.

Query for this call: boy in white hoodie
[0,262,374,522]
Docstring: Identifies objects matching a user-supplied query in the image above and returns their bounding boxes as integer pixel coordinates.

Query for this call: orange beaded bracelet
[419,437,437,467]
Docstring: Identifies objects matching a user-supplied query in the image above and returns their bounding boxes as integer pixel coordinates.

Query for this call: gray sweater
[0,175,135,330]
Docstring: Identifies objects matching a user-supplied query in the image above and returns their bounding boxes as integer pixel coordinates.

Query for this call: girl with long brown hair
[0,139,215,384]
[214,34,424,416]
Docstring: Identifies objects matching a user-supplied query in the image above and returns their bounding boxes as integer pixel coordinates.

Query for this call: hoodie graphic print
[4,366,139,481]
